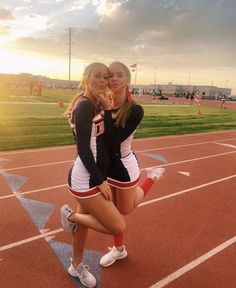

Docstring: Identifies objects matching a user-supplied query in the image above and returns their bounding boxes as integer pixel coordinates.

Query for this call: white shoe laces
[80,265,90,279]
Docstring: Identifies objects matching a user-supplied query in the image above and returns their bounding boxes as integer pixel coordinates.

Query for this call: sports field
[0,86,235,151]
[1,86,236,288]
[1,130,236,288]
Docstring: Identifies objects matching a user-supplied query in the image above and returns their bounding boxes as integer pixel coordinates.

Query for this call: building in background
[0,73,79,90]
[131,82,232,100]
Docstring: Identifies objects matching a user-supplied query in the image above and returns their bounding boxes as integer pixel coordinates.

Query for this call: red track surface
[1,130,236,288]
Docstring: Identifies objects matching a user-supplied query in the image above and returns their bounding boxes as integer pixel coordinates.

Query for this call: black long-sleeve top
[70,97,109,186]
[104,104,144,158]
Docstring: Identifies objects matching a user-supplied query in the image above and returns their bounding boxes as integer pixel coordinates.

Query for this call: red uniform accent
[139,178,154,196]
[68,186,100,198]
[107,175,140,189]
[113,234,124,247]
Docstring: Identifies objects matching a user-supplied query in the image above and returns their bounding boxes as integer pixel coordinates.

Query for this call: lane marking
[0,145,74,156]
[0,184,66,200]
[3,160,72,172]
[0,135,235,156]
[144,150,236,169]
[1,175,235,252]
[139,174,236,207]
[178,171,190,177]
[0,228,63,252]
[215,143,236,149]
[1,151,235,200]
[149,236,236,288]
[2,149,236,173]
[137,138,236,153]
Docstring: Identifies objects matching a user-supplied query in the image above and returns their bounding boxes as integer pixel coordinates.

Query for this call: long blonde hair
[109,62,136,128]
[66,62,107,119]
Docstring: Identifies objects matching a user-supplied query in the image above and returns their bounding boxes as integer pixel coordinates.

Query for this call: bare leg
[72,203,88,267]
[70,194,125,236]
[115,185,144,215]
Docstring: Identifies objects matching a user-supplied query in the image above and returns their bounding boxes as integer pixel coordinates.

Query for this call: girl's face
[108,64,128,93]
[88,65,109,94]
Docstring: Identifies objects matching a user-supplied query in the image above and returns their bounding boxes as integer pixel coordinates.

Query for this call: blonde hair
[109,62,135,128]
[66,62,107,119]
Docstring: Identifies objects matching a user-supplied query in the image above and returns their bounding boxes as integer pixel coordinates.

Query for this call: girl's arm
[104,104,144,146]
[73,100,104,186]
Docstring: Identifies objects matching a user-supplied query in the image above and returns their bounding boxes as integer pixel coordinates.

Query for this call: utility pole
[68,28,72,81]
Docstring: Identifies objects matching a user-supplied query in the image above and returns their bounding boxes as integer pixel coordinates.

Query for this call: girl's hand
[98,181,112,201]
[91,88,113,110]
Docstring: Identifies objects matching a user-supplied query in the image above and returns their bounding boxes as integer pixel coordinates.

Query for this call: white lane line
[2,160,72,172]
[140,150,236,170]
[137,137,236,153]
[149,236,236,288]
[215,143,236,149]
[2,149,236,173]
[139,174,236,207]
[0,135,235,156]
[0,184,66,200]
[0,228,63,252]
[1,175,235,252]
[1,151,235,200]
[0,145,74,156]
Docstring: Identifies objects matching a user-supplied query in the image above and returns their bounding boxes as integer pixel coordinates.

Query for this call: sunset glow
[0,0,235,93]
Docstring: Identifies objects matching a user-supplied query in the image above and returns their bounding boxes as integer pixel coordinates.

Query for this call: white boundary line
[1,151,235,200]
[0,228,63,252]
[0,184,67,200]
[142,150,236,169]
[0,131,235,155]
[1,174,235,252]
[2,144,236,172]
[139,174,236,207]
[149,236,236,288]
[2,160,73,172]
[137,137,236,153]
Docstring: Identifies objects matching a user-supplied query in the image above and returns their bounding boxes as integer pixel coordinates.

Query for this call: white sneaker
[146,167,165,180]
[68,260,96,288]
[60,204,76,233]
[100,246,128,267]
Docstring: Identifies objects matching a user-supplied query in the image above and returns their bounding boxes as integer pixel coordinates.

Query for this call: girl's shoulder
[74,96,93,110]
[131,103,144,116]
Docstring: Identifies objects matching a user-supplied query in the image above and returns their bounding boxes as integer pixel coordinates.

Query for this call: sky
[0,0,236,93]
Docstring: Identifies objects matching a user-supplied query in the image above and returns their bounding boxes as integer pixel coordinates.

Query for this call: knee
[112,219,126,235]
[119,207,133,216]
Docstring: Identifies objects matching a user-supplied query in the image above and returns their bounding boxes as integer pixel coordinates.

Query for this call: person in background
[92,61,165,267]
[220,93,227,109]
[60,62,126,288]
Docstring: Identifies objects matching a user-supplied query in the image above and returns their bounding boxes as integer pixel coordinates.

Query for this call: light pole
[225,80,229,88]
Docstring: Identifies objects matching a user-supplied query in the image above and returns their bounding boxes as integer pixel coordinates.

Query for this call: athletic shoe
[146,167,165,181]
[100,246,128,267]
[60,204,76,233]
[68,259,96,288]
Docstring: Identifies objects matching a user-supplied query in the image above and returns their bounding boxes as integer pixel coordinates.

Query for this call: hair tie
[126,86,132,102]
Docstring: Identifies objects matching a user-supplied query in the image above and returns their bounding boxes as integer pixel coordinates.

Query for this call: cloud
[1,0,236,91]
[0,8,15,20]
[0,25,10,35]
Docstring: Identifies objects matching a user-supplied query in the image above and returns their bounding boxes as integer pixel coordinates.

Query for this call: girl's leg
[68,193,125,236]
[71,203,88,267]
[115,185,142,215]
[116,167,165,215]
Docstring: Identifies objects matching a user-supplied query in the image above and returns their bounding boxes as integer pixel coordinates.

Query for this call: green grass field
[0,87,235,151]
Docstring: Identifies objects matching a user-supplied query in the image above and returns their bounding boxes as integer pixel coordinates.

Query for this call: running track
[0,130,236,288]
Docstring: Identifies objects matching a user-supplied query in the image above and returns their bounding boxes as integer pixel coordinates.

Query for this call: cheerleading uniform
[68,96,109,199]
[104,104,144,189]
